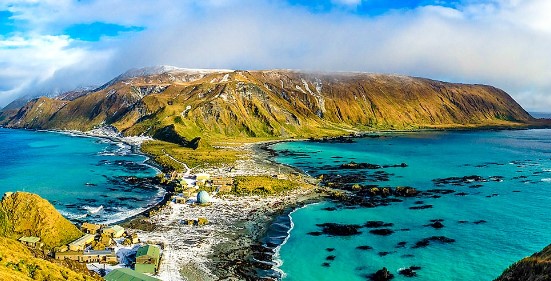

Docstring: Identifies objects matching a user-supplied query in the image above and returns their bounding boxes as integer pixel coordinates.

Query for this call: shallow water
[272,129,551,280]
[0,128,162,224]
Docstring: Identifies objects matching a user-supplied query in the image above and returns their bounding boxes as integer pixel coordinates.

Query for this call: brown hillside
[0,68,536,144]
[495,244,551,281]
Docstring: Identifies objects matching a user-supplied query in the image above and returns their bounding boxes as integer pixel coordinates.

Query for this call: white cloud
[0,0,551,111]
[0,34,113,104]
[331,0,363,7]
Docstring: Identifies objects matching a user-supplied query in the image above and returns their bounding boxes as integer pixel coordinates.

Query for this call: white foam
[83,205,104,214]
[541,178,551,182]
[272,201,322,278]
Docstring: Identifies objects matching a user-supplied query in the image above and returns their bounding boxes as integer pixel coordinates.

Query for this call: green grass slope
[0,192,83,248]
[0,69,538,146]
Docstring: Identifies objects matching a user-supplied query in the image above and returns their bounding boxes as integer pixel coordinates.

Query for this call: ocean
[271,129,551,280]
[0,128,163,224]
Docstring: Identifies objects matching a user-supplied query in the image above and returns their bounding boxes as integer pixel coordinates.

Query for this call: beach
[98,137,323,280]
[135,187,320,280]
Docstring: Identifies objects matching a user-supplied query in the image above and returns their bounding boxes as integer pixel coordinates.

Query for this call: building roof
[19,236,40,243]
[197,190,211,204]
[84,249,115,255]
[104,225,125,233]
[104,268,161,281]
[82,222,101,230]
[136,244,160,259]
[69,234,95,246]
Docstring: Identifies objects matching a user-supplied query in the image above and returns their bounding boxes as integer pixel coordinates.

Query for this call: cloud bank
[0,0,550,111]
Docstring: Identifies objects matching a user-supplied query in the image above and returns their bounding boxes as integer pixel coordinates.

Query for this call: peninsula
[0,67,549,281]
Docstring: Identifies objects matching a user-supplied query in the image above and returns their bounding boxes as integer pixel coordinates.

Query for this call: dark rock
[307,231,323,236]
[308,136,355,143]
[426,221,445,229]
[339,161,382,170]
[365,221,394,228]
[409,204,433,210]
[398,268,417,277]
[432,175,487,186]
[369,229,395,236]
[455,192,469,196]
[326,255,336,261]
[378,251,394,257]
[315,223,362,236]
[396,242,407,248]
[473,220,487,224]
[369,267,394,281]
[412,236,456,248]
[426,189,456,194]
[326,248,335,252]
[356,245,373,251]
[394,186,420,197]
[322,262,331,267]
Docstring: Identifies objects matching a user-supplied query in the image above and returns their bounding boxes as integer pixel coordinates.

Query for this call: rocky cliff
[495,244,551,281]
[0,66,536,144]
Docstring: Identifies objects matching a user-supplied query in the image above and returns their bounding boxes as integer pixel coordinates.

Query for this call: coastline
[1,127,171,226]
[6,125,551,280]
[128,138,325,280]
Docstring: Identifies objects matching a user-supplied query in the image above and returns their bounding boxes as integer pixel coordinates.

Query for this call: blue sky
[0,0,550,111]
[288,0,457,15]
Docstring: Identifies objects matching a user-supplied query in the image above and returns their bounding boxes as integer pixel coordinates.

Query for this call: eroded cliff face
[495,244,551,281]
[0,67,535,143]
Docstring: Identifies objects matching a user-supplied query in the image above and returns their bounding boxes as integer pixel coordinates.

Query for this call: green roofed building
[18,236,42,248]
[104,268,161,281]
[135,244,161,274]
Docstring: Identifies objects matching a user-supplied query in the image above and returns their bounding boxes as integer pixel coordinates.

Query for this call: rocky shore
[109,139,323,280]
[135,188,321,281]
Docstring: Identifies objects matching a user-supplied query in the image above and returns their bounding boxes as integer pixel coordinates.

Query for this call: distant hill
[495,244,551,281]
[0,66,539,145]
[0,192,82,248]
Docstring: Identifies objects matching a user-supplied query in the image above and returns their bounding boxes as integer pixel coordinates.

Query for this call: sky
[0,0,550,111]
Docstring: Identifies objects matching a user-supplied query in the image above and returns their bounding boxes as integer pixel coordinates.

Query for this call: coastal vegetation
[0,236,100,281]
[0,192,100,280]
[141,140,241,171]
[0,192,82,248]
[231,175,304,195]
[495,244,551,281]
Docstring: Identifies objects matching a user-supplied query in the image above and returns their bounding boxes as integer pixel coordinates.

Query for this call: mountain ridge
[0,67,541,145]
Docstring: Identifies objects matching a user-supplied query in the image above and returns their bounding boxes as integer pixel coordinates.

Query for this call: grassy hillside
[0,192,83,248]
[0,68,537,147]
[0,236,99,281]
[495,244,551,281]
[0,192,99,280]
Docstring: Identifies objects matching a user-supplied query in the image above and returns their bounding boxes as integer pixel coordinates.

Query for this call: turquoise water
[0,128,162,224]
[273,129,551,280]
